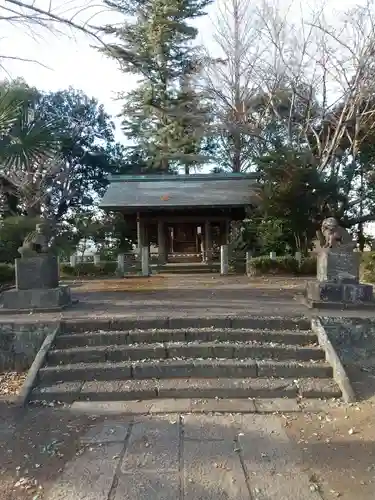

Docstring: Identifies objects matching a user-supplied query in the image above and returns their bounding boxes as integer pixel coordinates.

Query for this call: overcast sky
[0,0,365,141]
[0,0,218,140]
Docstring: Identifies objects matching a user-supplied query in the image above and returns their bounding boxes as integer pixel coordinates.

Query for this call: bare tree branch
[0,1,116,69]
[204,0,273,172]
[245,0,375,175]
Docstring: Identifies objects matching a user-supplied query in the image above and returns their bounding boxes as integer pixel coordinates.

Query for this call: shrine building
[100,173,260,264]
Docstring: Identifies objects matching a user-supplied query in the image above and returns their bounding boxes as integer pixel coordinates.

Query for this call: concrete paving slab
[236,415,322,498]
[113,472,180,500]
[183,414,241,441]
[237,415,304,473]
[0,421,15,439]
[183,440,250,499]
[121,416,180,472]
[45,443,123,500]
[246,472,322,500]
[80,420,130,444]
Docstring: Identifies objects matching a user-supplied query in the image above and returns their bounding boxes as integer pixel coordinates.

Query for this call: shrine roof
[100,173,260,211]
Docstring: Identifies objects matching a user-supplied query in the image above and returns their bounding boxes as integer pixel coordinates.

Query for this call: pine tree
[169,70,214,173]
[101,0,213,172]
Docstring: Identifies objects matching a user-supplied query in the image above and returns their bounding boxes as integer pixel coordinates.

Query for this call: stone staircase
[29,317,342,404]
[155,262,220,274]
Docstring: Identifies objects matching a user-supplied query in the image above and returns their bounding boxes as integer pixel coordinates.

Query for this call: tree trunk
[232,0,242,173]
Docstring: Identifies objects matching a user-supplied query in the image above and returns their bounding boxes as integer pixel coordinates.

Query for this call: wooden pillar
[170,226,174,253]
[195,226,200,254]
[157,219,167,264]
[198,225,205,262]
[205,220,212,262]
[225,219,230,245]
[137,213,147,258]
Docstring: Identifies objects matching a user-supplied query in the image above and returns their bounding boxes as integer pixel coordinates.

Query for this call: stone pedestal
[15,255,59,289]
[2,255,72,311]
[317,249,360,282]
[2,286,71,311]
[306,248,373,308]
[306,280,373,303]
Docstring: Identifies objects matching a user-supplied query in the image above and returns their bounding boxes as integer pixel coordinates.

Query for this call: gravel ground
[286,399,375,499]
[0,373,26,398]
[0,404,103,500]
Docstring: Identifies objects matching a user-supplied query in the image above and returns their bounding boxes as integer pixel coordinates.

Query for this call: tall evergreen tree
[100,0,213,172]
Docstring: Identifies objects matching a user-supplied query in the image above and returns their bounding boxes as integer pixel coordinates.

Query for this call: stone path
[45,413,321,500]
[3,274,375,322]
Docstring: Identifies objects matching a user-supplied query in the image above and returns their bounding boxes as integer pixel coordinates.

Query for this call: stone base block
[303,297,375,310]
[2,286,71,311]
[306,281,373,304]
[15,255,59,290]
[317,249,360,283]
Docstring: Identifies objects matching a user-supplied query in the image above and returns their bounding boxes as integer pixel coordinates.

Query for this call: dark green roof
[100,173,260,211]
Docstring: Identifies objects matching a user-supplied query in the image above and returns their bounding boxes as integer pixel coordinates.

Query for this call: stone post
[295,251,302,266]
[269,251,276,260]
[220,245,229,275]
[246,251,253,276]
[70,254,77,267]
[157,219,167,264]
[117,253,125,274]
[93,254,100,266]
[141,246,150,276]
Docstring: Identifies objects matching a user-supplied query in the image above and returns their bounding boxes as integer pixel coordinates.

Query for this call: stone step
[60,316,311,334]
[54,328,317,349]
[47,342,324,365]
[30,377,342,404]
[38,359,333,384]
[157,267,219,274]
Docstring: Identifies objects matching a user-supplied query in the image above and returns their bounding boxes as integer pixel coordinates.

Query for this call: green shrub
[248,255,299,276]
[60,263,75,277]
[60,261,117,278]
[298,255,317,275]
[0,263,15,285]
[95,262,118,275]
[361,252,375,282]
[248,254,317,276]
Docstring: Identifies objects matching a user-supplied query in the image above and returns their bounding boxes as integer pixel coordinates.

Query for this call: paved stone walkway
[3,275,375,322]
[46,413,321,500]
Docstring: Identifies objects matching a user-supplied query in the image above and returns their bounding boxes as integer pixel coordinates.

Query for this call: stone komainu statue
[320,217,355,251]
[18,223,50,258]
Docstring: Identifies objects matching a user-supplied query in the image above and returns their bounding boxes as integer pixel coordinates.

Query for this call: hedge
[360,252,375,282]
[60,261,118,278]
[0,261,120,285]
[247,255,317,276]
[0,263,15,285]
